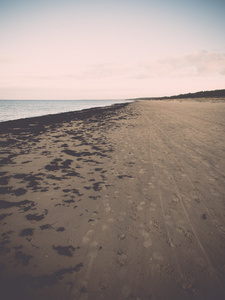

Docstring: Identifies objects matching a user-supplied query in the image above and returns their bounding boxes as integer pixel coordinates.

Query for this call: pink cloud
[159,51,225,77]
[134,51,225,78]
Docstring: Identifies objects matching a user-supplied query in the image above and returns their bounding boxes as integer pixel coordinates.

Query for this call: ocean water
[0,100,132,123]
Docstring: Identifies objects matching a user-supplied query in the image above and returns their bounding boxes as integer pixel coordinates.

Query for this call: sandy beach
[0,99,225,300]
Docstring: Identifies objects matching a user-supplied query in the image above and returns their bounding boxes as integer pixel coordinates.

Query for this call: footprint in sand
[143,240,152,248]
[105,206,111,212]
[153,252,163,261]
[140,229,152,248]
[107,218,116,223]
[148,182,155,189]
[102,224,108,232]
[82,230,94,245]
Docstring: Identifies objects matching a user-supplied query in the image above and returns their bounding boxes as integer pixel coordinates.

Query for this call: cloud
[55,52,225,83]
[165,51,225,76]
[2,51,224,90]
[134,51,225,78]
[63,63,130,80]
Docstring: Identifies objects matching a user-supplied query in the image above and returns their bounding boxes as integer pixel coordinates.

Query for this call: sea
[0,100,133,123]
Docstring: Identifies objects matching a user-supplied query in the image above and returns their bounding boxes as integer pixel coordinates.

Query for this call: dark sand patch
[52,245,78,257]
[14,251,33,266]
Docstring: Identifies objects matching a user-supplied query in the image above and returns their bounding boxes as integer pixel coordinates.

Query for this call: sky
[0,0,225,100]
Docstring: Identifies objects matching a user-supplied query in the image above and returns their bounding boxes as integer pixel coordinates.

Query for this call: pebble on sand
[119,234,126,240]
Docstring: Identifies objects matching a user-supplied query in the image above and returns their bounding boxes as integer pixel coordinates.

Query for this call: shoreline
[0,102,131,133]
[0,100,225,299]
[0,99,134,124]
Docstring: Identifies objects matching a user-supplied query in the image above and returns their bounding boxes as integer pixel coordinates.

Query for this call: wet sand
[0,99,225,300]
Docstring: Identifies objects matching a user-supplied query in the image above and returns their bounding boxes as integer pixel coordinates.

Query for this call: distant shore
[128,88,225,101]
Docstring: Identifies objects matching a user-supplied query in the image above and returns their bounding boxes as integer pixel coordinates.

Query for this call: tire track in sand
[142,105,225,295]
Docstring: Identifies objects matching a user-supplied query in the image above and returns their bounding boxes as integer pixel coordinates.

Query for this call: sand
[0,99,225,300]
